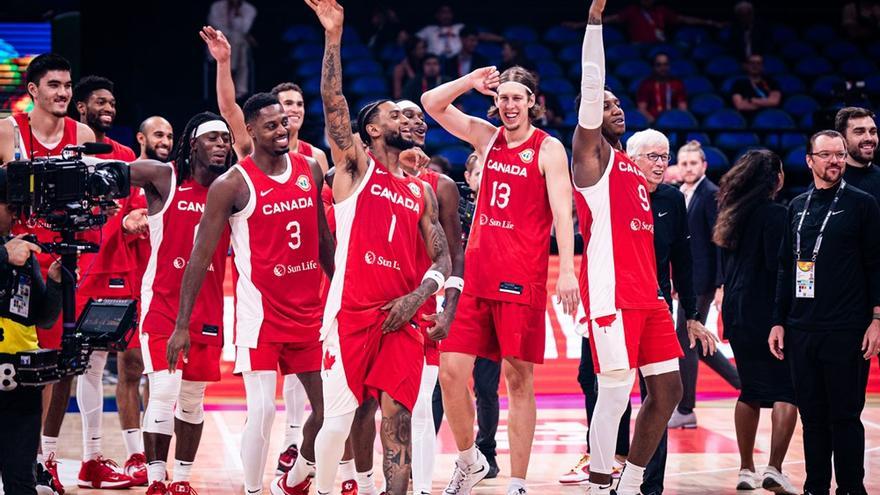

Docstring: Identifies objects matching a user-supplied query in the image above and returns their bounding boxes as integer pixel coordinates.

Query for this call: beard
[86,111,113,133]
[849,141,876,165]
[144,145,168,162]
[385,130,415,151]
[208,163,230,174]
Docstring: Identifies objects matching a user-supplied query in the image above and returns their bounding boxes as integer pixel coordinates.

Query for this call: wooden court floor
[39,396,880,494]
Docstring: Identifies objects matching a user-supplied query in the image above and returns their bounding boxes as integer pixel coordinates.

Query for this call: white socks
[338,459,356,481]
[147,460,166,484]
[241,371,278,494]
[122,428,143,458]
[356,469,380,495]
[314,411,355,494]
[458,444,478,465]
[173,459,193,483]
[283,374,307,449]
[78,351,108,461]
[41,435,59,459]
[615,461,646,495]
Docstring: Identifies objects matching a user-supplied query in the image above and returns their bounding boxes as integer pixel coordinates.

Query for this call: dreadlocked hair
[171,111,235,185]
[713,149,783,250]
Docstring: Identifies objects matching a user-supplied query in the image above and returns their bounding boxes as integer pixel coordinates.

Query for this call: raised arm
[201,26,252,158]
[424,175,464,341]
[381,183,451,333]
[169,172,240,370]
[420,67,499,152]
[305,0,366,181]
[542,137,580,316]
[571,0,613,188]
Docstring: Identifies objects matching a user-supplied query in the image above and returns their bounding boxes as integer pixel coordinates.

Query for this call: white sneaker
[667,410,697,429]
[559,453,590,484]
[762,466,798,494]
[507,488,527,495]
[443,450,490,495]
[736,469,761,490]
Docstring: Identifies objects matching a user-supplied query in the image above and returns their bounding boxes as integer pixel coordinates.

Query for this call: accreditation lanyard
[794,181,845,298]
[796,180,846,263]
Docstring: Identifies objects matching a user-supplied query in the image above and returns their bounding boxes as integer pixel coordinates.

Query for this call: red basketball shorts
[441,293,546,364]
[588,308,683,374]
[140,331,221,382]
[321,317,423,417]
[233,340,322,376]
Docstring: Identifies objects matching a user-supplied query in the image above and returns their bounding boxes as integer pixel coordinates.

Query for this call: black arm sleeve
[860,197,880,307]
[763,205,786,273]
[671,194,698,318]
[772,205,795,327]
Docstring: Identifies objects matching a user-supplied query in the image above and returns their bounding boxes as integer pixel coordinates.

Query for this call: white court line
[211,410,243,471]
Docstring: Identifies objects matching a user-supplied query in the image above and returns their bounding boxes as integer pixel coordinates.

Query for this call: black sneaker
[485,456,500,479]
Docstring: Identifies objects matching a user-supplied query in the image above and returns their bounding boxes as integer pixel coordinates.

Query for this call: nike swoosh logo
[658,211,669,217]
[90,437,101,440]
[154,419,167,423]
[831,210,845,215]
[181,409,191,413]
[492,147,502,151]
[178,186,192,191]
[260,188,274,197]
[376,169,387,174]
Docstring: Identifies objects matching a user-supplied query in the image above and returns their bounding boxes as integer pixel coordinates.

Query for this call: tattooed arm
[306,0,367,201]
[380,183,452,333]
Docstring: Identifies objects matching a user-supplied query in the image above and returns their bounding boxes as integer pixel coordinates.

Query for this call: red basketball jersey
[574,149,667,319]
[231,152,323,346]
[297,139,315,158]
[323,155,426,333]
[140,166,229,345]
[464,127,552,307]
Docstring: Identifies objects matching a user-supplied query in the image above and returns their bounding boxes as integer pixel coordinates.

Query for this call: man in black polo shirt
[770,130,880,495]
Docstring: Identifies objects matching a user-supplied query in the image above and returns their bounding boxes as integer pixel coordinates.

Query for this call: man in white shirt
[207,0,257,98]
[416,4,464,58]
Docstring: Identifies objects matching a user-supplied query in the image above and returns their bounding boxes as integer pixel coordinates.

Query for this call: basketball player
[572,2,716,494]
[0,53,96,494]
[129,112,234,495]
[173,93,334,495]
[421,65,580,495]
[72,74,151,488]
[201,26,331,473]
[306,2,451,495]
[137,116,174,162]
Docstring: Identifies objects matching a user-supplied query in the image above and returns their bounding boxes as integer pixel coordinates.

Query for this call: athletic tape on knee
[578,25,605,129]
[143,370,181,435]
[596,368,636,389]
[175,380,207,424]
[639,358,679,377]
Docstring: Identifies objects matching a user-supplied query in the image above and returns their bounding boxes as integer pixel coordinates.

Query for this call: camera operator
[0,168,63,495]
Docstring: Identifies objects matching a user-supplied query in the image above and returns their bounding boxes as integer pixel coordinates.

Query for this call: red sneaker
[276,444,299,474]
[341,479,358,495]
[43,453,65,494]
[77,456,135,489]
[146,480,169,495]
[124,452,149,486]
[269,473,311,495]
[168,481,199,494]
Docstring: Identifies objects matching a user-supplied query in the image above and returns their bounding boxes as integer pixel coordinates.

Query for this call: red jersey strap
[11,113,79,159]
[297,139,314,157]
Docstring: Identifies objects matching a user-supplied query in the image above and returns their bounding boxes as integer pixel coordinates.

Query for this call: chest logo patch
[408,182,422,198]
[518,148,535,163]
[296,174,311,192]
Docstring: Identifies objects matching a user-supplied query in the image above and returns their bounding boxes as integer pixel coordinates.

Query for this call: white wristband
[422,269,445,291]
[444,276,464,292]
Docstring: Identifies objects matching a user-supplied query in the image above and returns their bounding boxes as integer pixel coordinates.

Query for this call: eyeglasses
[638,153,671,163]
[808,151,847,161]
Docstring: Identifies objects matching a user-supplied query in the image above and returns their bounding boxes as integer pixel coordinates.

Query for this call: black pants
[675,292,741,414]
[788,328,869,495]
[0,387,43,495]
[578,338,667,493]
[432,357,501,461]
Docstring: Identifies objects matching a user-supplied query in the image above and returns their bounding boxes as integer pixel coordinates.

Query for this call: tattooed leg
[380,392,412,495]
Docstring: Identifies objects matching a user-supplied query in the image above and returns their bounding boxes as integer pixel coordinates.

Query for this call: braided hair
[170,111,235,185]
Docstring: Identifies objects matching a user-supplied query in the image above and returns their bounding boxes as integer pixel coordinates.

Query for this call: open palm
[304,0,344,33]
[200,26,231,63]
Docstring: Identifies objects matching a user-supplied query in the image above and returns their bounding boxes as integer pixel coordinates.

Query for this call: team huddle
[0,0,724,494]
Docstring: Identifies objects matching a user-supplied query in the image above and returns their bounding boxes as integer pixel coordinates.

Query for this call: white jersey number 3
[286,221,301,249]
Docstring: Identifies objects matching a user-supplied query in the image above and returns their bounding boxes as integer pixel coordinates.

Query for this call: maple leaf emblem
[322,350,336,371]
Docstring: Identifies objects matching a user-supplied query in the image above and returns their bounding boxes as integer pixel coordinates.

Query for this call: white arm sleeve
[578,25,606,130]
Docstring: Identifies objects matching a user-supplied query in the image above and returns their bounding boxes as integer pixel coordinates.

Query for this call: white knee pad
[175,380,207,425]
[143,370,181,436]
[640,358,679,377]
[590,368,635,476]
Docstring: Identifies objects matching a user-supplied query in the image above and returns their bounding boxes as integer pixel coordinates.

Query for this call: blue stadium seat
[691,43,725,62]
[628,77,644,95]
[342,27,362,45]
[795,57,833,77]
[536,60,563,78]
[869,40,880,59]
[282,25,320,44]
[349,76,388,96]
[721,76,744,95]
[781,41,815,61]
[704,109,747,129]
[762,55,787,76]
[563,111,579,127]
[670,60,698,78]
[616,93,635,110]
[673,26,709,46]
[379,44,404,63]
[774,74,806,94]
[559,95,576,115]
[300,76,321,96]
[615,60,652,81]
[811,75,844,98]
[525,43,553,61]
[800,113,813,129]
[784,146,807,167]
[457,93,490,113]
[705,56,741,78]
[715,132,760,151]
[295,60,322,78]
[624,110,649,130]
[804,24,835,45]
[765,133,807,150]
[345,59,382,77]
[504,26,539,43]
[841,58,878,79]
[603,26,625,45]
[645,44,681,59]
[606,44,641,62]
[823,40,860,59]
[425,129,460,150]
[604,74,625,95]
[685,132,711,146]
[867,74,880,95]
[753,109,796,130]
[783,94,819,119]
[476,42,502,60]
[290,43,324,61]
[702,146,730,170]
[558,44,581,63]
[341,44,371,60]
[437,145,473,170]
[307,99,324,118]
[353,96,388,115]
[689,94,725,117]
[683,76,714,96]
[540,77,575,95]
[655,110,698,130]
[770,24,797,45]
[544,25,581,45]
